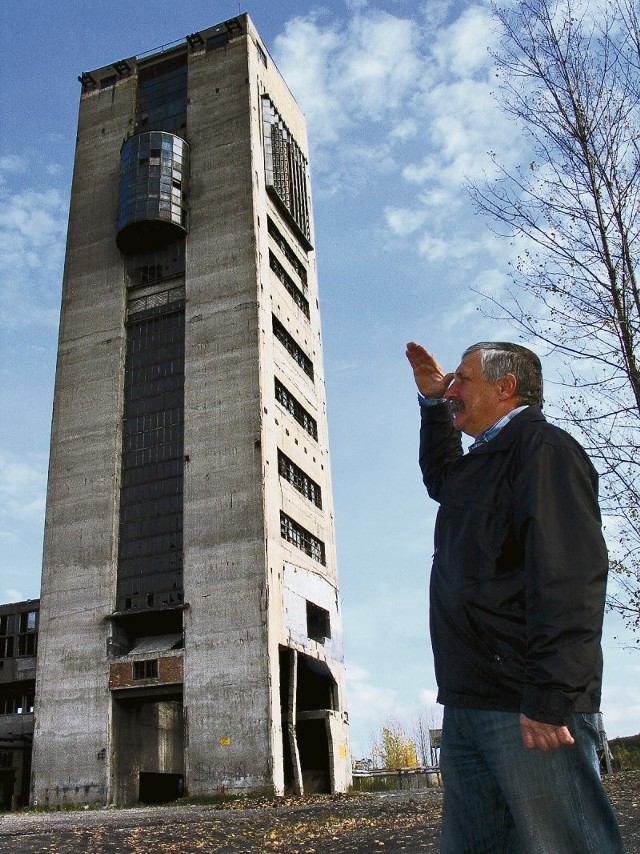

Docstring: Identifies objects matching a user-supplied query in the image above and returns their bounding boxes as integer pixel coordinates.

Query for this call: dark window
[268,217,308,282]
[19,611,37,633]
[272,316,314,380]
[0,637,14,658]
[307,601,331,642]
[133,659,159,680]
[270,252,309,318]
[274,379,318,440]
[136,53,187,134]
[116,303,185,613]
[207,32,230,51]
[278,451,322,508]
[280,512,326,565]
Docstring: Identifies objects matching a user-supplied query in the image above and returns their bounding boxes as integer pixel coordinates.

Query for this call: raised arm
[405,342,454,398]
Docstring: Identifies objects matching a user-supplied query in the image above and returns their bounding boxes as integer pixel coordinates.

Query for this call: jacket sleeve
[512,438,608,725]
[419,403,464,501]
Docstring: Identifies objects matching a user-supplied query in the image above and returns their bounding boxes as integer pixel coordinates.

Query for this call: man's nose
[444,380,458,399]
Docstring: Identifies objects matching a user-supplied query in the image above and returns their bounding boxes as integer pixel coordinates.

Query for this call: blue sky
[1,0,638,757]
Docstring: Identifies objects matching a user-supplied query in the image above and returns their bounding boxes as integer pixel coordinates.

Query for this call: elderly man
[406,341,624,853]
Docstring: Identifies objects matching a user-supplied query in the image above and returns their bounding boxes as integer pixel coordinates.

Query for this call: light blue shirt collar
[469,405,529,450]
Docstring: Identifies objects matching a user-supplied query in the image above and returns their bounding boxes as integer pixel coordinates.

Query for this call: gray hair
[463,342,543,406]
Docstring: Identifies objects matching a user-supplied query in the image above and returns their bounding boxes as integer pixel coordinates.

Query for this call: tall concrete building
[32,15,350,807]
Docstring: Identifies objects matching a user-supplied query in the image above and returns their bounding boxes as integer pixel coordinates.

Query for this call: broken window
[278,451,322,508]
[116,301,185,613]
[274,379,318,440]
[306,601,331,642]
[272,316,314,380]
[270,252,309,317]
[280,512,326,565]
[262,96,311,245]
[19,611,37,633]
[268,218,308,282]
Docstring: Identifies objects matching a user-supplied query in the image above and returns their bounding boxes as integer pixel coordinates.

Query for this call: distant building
[0,600,38,809]
[30,14,350,808]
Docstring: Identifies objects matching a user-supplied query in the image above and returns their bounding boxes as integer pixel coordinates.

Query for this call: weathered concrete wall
[182,30,272,795]
[32,67,136,808]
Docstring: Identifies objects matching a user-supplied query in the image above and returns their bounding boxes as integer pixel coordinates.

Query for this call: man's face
[443,351,505,438]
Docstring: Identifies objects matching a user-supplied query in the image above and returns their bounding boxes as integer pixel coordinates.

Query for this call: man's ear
[498,373,517,400]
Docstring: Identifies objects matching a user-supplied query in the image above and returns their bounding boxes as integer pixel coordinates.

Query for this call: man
[406,341,624,853]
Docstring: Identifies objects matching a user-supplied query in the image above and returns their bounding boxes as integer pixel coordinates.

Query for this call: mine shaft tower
[31,15,350,806]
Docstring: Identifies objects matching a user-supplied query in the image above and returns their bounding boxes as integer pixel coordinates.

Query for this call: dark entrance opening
[279,646,337,795]
[0,769,16,810]
[139,771,183,803]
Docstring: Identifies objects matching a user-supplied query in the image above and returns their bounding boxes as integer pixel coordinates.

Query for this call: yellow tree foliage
[379,720,418,769]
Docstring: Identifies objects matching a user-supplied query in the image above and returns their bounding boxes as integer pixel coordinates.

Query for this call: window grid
[272,316,314,380]
[125,243,185,289]
[268,217,308,284]
[117,304,185,612]
[278,450,322,508]
[270,252,309,318]
[133,659,159,680]
[274,379,318,440]
[262,96,311,242]
[136,54,187,134]
[280,512,326,565]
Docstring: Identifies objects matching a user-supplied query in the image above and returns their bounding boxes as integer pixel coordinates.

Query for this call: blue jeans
[439,707,624,853]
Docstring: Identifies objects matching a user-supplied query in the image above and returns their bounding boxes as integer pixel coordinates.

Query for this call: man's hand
[520,714,575,751]
[406,342,454,398]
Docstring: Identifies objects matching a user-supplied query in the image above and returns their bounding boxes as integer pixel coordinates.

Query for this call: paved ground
[1,771,638,853]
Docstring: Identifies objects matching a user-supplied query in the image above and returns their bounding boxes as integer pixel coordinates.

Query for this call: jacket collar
[468,405,546,454]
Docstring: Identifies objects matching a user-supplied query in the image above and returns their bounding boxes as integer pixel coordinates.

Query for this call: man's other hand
[520,714,575,751]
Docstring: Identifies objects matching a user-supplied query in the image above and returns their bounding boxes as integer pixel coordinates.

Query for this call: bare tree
[469,0,640,638]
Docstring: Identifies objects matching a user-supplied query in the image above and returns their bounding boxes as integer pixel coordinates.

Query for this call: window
[117,303,185,613]
[136,53,187,134]
[256,42,268,67]
[133,659,159,680]
[262,97,311,245]
[307,601,331,642]
[274,379,318,440]
[0,637,13,658]
[270,252,309,318]
[278,451,322,508]
[17,611,38,656]
[280,512,326,565]
[19,611,37,633]
[268,217,308,282]
[207,32,230,51]
[272,316,314,380]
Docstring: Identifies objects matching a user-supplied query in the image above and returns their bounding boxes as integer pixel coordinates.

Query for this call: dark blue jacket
[420,403,607,725]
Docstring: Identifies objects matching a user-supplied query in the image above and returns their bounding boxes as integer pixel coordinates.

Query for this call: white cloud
[3,588,26,604]
[0,179,66,328]
[384,205,428,236]
[0,154,28,174]
[0,451,48,521]
[431,4,496,78]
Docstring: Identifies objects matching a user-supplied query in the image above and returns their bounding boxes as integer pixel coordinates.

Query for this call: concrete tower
[32,15,350,807]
